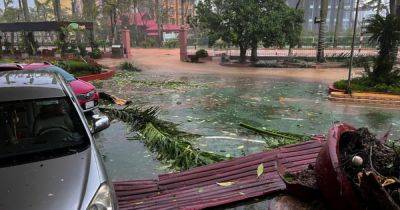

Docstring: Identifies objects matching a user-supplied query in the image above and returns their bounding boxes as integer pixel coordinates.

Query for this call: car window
[43,66,76,82]
[0,97,89,167]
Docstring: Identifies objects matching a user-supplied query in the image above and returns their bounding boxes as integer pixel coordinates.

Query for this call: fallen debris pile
[315,124,400,210]
[284,165,317,190]
[114,140,324,210]
[339,128,400,209]
[100,106,225,170]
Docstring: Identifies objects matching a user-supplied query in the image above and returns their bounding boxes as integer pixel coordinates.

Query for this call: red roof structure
[118,13,180,37]
[114,137,325,209]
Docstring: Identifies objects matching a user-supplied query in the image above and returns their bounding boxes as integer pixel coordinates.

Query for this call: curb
[77,67,116,82]
[329,91,400,106]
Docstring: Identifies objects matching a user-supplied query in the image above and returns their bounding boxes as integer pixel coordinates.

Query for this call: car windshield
[43,66,76,82]
[0,97,89,167]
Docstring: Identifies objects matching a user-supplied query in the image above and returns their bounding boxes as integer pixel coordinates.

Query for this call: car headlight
[87,183,116,210]
[76,90,95,100]
[76,93,86,100]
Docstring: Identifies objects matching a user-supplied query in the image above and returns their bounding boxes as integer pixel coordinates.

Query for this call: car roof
[0,70,67,102]
[0,63,24,71]
[0,62,52,72]
[21,62,52,70]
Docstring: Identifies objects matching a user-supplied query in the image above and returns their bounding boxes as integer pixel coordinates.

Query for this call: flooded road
[94,70,400,181]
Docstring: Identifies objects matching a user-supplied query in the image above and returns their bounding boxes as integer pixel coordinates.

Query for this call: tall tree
[71,0,77,16]
[390,0,400,15]
[295,0,303,9]
[181,0,185,25]
[83,0,96,21]
[52,0,61,21]
[155,0,163,46]
[21,0,30,21]
[104,0,117,44]
[196,0,301,63]
[316,0,328,62]
[333,0,343,48]
[366,14,400,84]
[362,0,384,14]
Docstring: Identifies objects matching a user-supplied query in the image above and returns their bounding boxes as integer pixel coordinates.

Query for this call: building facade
[287,0,356,34]
[161,0,196,25]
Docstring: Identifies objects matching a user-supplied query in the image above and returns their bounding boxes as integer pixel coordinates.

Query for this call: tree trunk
[333,0,343,48]
[296,0,305,48]
[389,0,400,15]
[316,0,328,63]
[71,0,76,16]
[288,47,294,57]
[181,0,185,25]
[391,0,395,14]
[21,0,30,21]
[390,0,400,61]
[53,0,61,21]
[111,6,118,44]
[250,44,258,62]
[295,0,303,9]
[155,0,162,46]
[376,0,382,15]
[83,0,95,21]
[239,44,247,63]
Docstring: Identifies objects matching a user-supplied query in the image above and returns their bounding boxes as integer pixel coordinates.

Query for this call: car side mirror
[92,115,110,134]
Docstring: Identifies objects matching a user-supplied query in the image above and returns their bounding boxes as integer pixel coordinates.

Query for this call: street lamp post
[347,0,361,94]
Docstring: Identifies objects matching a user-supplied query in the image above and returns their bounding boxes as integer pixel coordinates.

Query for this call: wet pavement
[93,70,400,181]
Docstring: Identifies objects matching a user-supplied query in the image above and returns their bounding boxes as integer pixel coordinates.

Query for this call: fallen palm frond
[239,122,312,149]
[99,92,132,106]
[100,106,225,170]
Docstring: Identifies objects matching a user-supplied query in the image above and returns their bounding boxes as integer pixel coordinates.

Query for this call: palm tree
[366,14,400,84]
[333,0,343,48]
[362,0,384,15]
[316,0,328,63]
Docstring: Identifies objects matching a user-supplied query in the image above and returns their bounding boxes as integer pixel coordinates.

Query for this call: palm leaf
[100,106,225,170]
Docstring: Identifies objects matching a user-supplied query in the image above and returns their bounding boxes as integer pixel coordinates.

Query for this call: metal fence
[187,35,378,58]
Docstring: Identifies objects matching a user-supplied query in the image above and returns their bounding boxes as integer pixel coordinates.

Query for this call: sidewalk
[98,48,361,84]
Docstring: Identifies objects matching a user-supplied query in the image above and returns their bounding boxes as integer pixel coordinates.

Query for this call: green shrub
[119,61,142,72]
[90,48,102,59]
[141,38,157,48]
[190,55,199,63]
[56,60,101,74]
[163,39,179,48]
[77,43,87,57]
[195,49,208,58]
[334,77,400,95]
[213,38,227,49]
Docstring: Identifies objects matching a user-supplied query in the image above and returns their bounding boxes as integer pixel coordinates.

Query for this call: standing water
[94,71,400,180]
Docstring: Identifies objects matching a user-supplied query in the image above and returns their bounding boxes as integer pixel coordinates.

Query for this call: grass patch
[119,61,142,72]
[113,71,205,90]
[334,77,400,95]
[55,60,102,75]
[0,58,16,63]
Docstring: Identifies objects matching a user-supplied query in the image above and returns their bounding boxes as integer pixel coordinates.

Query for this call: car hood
[70,79,95,95]
[0,148,92,210]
